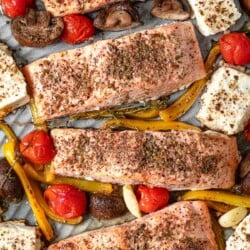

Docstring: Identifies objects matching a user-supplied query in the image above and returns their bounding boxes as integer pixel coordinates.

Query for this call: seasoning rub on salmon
[50,129,239,190]
[23,22,206,121]
[48,201,218,250]
[42,0,124,16]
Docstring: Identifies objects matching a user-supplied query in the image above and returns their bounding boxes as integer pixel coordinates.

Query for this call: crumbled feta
[196,66,250,135]
[0,43,29,116]
[187,0,241,36]
[226,213,250,250]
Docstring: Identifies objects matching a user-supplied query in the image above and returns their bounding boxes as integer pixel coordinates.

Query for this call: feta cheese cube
[188,0,241,36]
[226,214,250,250]
[0,43,29,117]
[196,66,250,135]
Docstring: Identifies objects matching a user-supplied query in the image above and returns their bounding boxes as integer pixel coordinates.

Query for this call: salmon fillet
[23,22,206,121]
[50,129,239,190]
[42,0,124,16]
[48,201,218,250]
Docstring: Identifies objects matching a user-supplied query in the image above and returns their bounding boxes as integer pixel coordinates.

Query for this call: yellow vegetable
[211,214,225,250]
[182,190,250,207]
[30,180,83,225]
[205,201,235,213]
[23,163,113,194]
[159,44,220,121]
[0,122,18,143]
[2,141,54,241]
[126,109,160,119]
[101,118,201,131]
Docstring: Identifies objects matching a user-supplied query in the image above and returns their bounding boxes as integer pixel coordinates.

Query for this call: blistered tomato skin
[20,130,56,165]
[61,14,95,45]
[44,184,87,219]
[2,0,35,18]
[219,33,250,65]
[136,185,170,213]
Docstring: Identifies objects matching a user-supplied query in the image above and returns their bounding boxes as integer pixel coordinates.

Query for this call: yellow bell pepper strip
[159,44,220,121]
[23,163,113,194]
[101,118,201,131]
[30,180,83,225]
[211,213,226,250]
[182,190,250,208]
[0,122,18,143]
[126,109,160,119]
[205,201,235,213]
[2,141,54,241]
[29,99,48,129]
[44,165,55,182]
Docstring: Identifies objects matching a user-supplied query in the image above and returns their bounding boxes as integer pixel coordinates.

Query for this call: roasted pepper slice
[182,190,250,207]
[205,201,235,213]
[159,44,220,121]
[211,213,226,250]
[30,180,83,225]
[2,141,54,241]
[0,122,18,143]
[126,109,160,119]
[24,163,113,194]
[101,118,201,131]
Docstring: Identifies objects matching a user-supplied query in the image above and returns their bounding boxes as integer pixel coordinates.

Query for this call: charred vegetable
[151,0,190,20]
[11,9,64,47]
[89,193,127,220]
[94,2,142,31]
[0,158,23,202]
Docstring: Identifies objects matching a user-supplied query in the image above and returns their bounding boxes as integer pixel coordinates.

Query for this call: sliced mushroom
[11,9,64,47]
[151,0,190,20]
[94,2,142,31]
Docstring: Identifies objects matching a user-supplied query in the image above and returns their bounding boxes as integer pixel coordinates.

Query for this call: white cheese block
[187,0,241,36]
[0,43,29,117]
[196,66,250,135]
[0,221,43,250]
[226,213,250,250]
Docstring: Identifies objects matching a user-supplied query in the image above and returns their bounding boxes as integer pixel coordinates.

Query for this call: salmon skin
[42,0,125,16]
[50,129,239,190]
[23,22,206,121]
[48,201,218,250]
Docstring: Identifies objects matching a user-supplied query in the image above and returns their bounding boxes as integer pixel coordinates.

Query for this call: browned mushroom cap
[240,0,250,13]
[11,9,64,47]
[94,2,142,31]
[151,0,190,20]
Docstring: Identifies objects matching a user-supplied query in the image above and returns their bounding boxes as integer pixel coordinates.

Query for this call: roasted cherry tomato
[136,185,170,213]
[61,14,95,45]
[219,32,250,65]
[44,184,87,219]
[2,0,35,18]
[245,121,250,142]
[20,130,56,165]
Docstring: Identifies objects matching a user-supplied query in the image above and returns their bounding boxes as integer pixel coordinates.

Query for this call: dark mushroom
[239,153,250,178]
[94,2,142,31]
[89,193,127,220]
[151,0,190,20]
[0,158,23,202]
[240,0,250,13]
[11,9,64,47]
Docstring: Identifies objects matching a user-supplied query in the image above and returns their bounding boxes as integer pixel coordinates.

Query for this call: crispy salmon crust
[48,201,218,250]
[42,0,123,16]
[23,22,206,121]
[50,129,239,190]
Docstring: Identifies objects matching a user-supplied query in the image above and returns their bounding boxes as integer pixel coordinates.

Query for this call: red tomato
[219,33,250,65]
[245,121,250,142]
[2,0,35,18]
[136,185,170,213]
[44,184,87,219]
[61,14,95,45]
[20,130,56,165]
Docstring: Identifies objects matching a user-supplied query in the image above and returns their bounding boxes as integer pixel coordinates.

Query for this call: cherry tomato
[2,0,35,18]
[136,185,170,213]
[245,121,250,142]
[61,14,95,45]
[20,130,56,165]
[219,32,250,65]
[44,184,87,219]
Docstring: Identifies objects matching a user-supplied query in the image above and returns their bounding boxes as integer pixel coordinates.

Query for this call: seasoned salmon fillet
[50,129,239,190]
[48,201,218,250]
[23,22,206,121]
[42,0,124,16]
